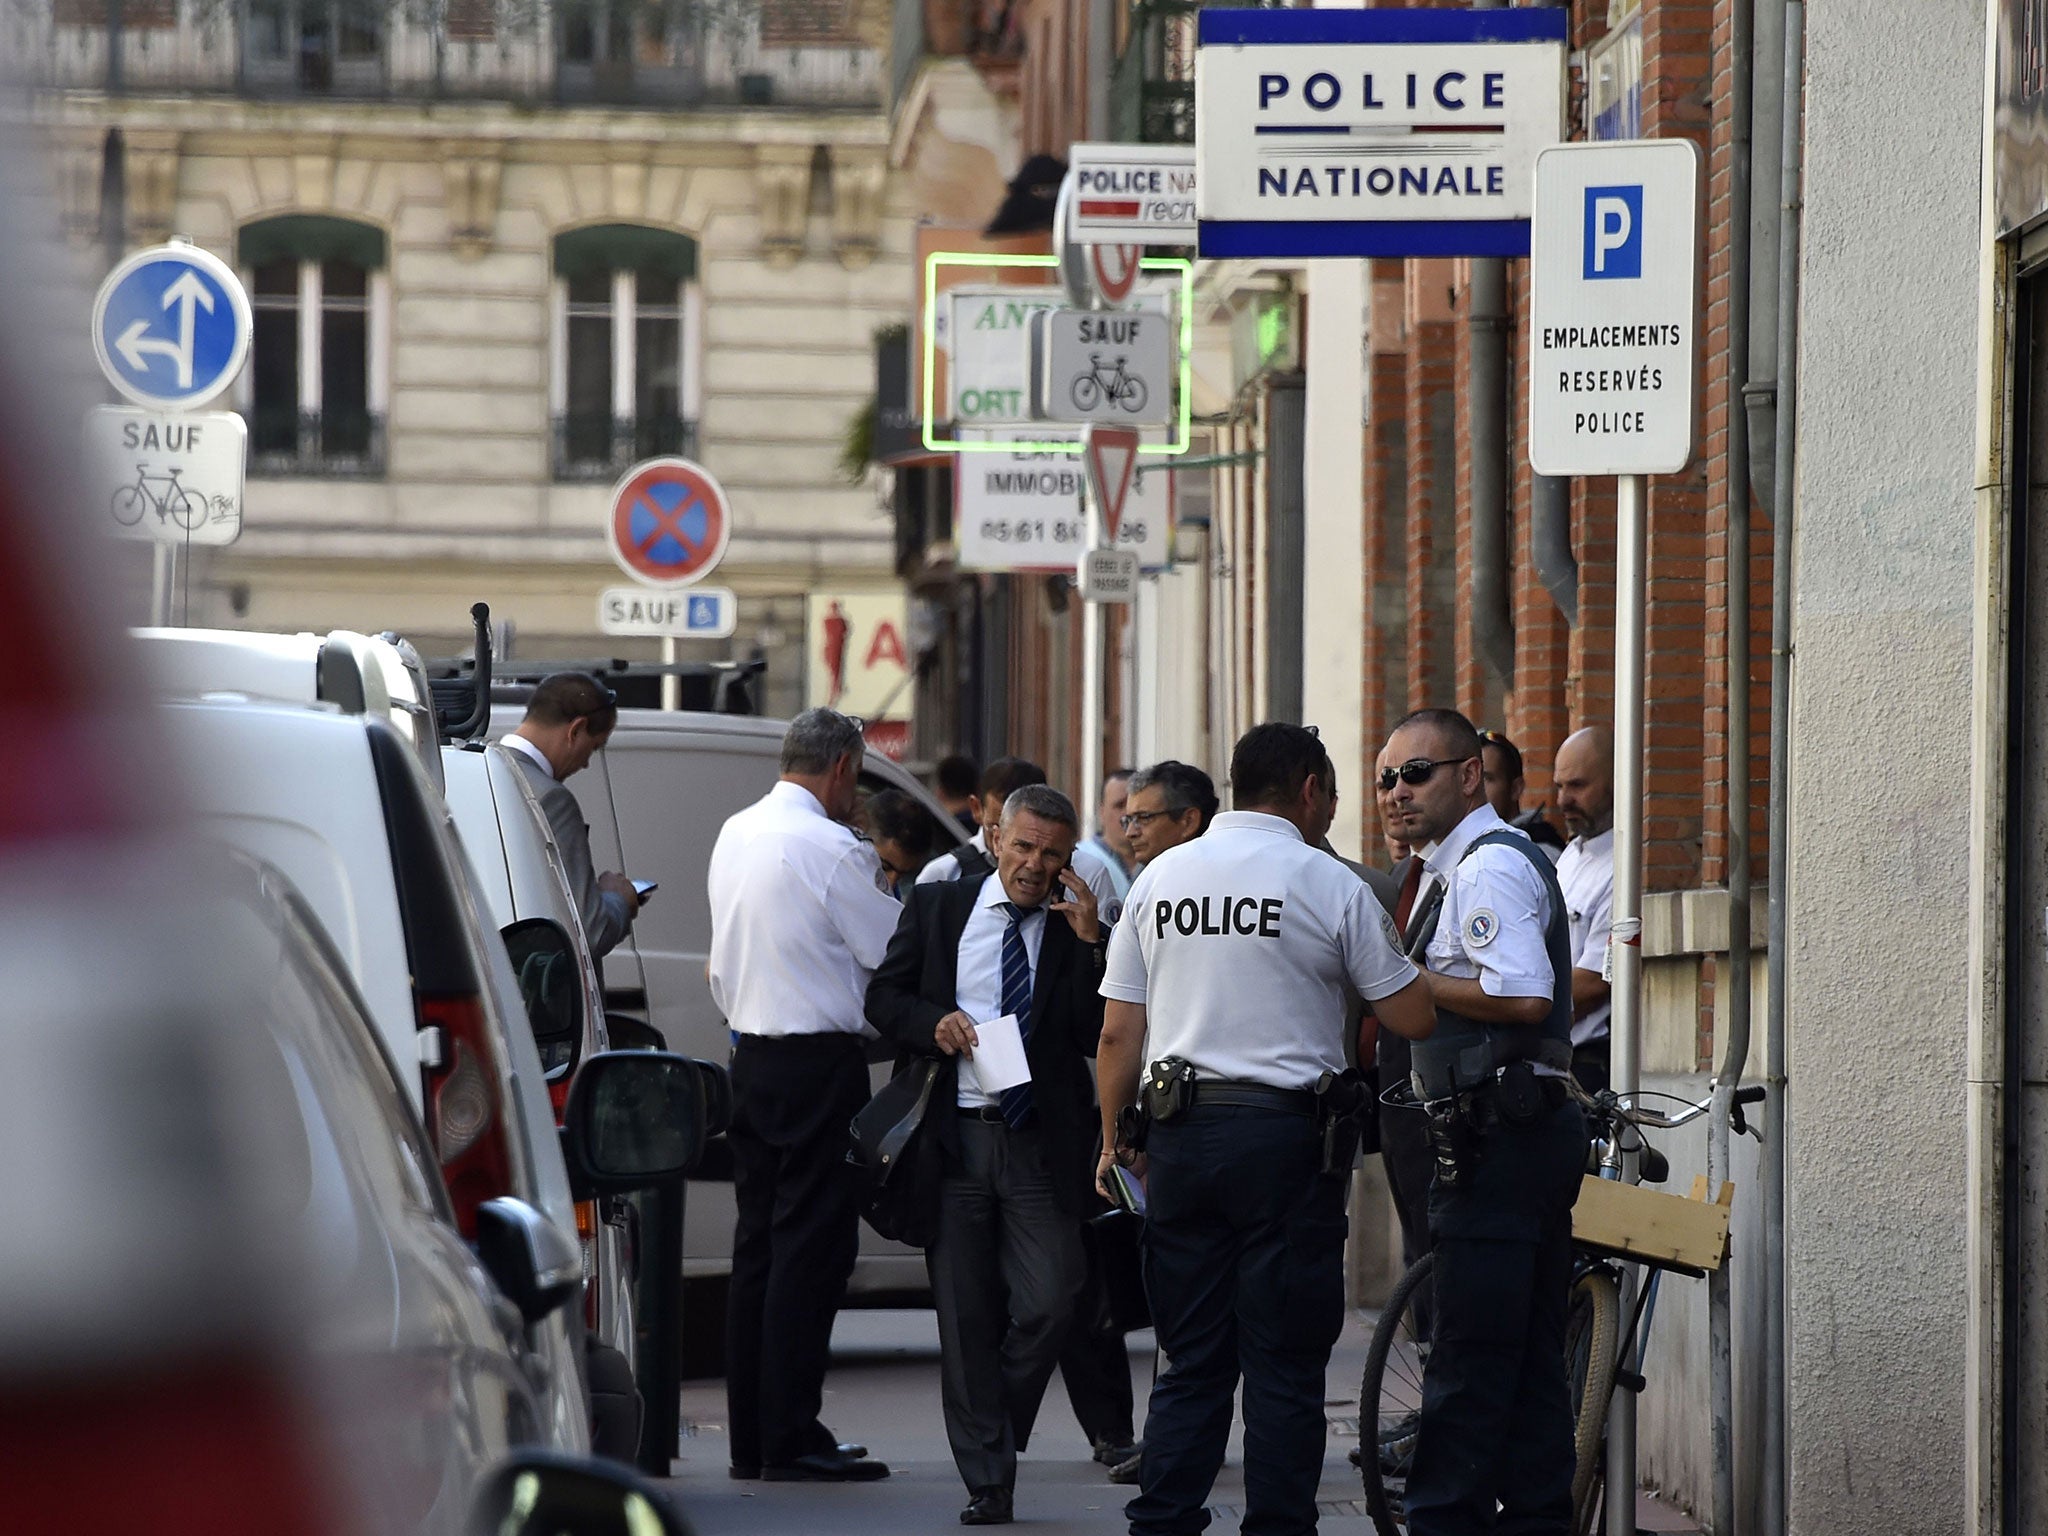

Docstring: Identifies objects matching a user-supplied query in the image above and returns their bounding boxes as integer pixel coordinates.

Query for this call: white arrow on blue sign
[91,242,252,410]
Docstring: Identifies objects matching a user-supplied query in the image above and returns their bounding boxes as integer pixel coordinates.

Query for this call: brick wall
[1350,0,1761,1067]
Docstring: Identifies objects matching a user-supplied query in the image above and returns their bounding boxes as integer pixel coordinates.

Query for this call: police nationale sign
[1193,8,1567,259]
[1528,140,1700,477]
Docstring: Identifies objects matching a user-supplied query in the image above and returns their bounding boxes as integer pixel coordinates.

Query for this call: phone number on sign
[973,520,1152,547]
[977,519,1081,544]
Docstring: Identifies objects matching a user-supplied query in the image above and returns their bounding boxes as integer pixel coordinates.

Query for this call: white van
[441,740,639,1456]
[489,705,967,1365]
[138,625,444,791]
[160,698,594,1453]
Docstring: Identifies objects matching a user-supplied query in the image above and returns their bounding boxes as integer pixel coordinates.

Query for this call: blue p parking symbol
[1583,185,1643,280]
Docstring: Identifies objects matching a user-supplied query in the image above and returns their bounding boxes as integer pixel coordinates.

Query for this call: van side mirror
[474,1197,582,1324]
[563,1051,728,1192]
[603,1012,667,1052]
[502,918,582,1079]
[468,1450,694,1536]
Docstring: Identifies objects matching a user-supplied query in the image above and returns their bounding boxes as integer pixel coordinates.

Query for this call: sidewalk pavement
[657,1308,1701,1535]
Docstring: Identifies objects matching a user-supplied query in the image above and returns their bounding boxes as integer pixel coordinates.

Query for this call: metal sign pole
[1080,482,1105,827]
[661,636,679,711]
[1605,469,1648,1536]
[149,544,172,627]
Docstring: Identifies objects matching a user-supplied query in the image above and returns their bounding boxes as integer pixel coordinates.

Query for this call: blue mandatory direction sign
[91,242,252,410]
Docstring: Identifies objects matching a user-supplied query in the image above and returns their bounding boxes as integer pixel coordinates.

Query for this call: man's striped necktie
[996,902,1037,1129]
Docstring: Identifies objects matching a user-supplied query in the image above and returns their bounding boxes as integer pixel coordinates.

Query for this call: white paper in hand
[959,1013,1031,1095]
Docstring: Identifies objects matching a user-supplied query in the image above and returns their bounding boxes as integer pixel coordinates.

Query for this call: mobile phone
[1104,1163,1147,1217]
[632,879,659,901]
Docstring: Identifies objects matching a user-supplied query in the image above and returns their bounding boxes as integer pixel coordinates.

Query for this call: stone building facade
[15,0,914,706]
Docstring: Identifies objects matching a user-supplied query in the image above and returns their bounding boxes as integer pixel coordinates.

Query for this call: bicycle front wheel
[1072,375,1103,413]
[1359,1252,1433,1536]
[1565,1266,1621,1535]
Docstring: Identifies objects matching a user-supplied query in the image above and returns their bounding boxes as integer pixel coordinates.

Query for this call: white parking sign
[1527,140,1699,476]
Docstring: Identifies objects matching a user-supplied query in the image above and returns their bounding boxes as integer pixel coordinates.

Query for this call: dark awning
[238,214,387,270]
[554,224,699,282]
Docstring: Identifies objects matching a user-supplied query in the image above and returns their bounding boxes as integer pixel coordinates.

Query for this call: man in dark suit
[866,784,1110,1527]
[499,671,639,960]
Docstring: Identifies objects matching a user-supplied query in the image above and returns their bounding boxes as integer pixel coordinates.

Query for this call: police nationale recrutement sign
[1193,8,1568,259]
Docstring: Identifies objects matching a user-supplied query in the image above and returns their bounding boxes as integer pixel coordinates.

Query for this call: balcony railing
[552,413,699,482]
[248,406,387,478]
[7,0,887,110]
[1111,0,1286,145]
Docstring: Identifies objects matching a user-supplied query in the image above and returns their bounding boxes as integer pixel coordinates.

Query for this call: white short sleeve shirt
[1421,804,1557,1002]
[1100,812,1418,1091]
[1554,827,1615,1045]
[706,781,904,1037]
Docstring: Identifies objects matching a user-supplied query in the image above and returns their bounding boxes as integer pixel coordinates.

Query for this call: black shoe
[1091,1436,1140,1466]
[730,1464,761,1481]
[835,1442,869,1460]
[960,1489,1014,1525]
[1107,1449,1142,1485]
[761,1449,892,1482]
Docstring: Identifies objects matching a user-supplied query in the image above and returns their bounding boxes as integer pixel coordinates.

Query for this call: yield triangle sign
[1083,425,1142,541]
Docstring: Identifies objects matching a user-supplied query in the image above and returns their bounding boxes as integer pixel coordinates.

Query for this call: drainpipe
[1531,473,1578,626]
[1744,0,1787,512]
[1761,5,1805,1530]
[1707,3,1755,1536]
[1467,0,1513,686]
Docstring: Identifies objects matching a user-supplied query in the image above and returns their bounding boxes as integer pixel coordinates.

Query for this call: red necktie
[1394,857,1425,935]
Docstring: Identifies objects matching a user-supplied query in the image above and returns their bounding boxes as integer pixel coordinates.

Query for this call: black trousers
[725,1032,871,1469]
[1128,1106,1346,1536]
[1403,1098,1587,1536]
[1377,1099,1437,1341]
[1059,1211,1138,1449]
[927,1117,1086,1494]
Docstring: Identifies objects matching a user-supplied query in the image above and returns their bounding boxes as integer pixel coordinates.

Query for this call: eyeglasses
[1375,755,1476,793]
[1120,809,1178,831]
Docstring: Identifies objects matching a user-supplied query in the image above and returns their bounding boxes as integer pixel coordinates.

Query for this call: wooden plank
[1570,1175,1734,1275]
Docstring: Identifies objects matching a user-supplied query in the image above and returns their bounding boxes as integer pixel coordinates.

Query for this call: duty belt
[1186,1080,1317,1116]
[1457,1073,1570,1129]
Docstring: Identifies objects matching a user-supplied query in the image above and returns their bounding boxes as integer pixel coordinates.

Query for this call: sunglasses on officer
[1376,755,1477,793]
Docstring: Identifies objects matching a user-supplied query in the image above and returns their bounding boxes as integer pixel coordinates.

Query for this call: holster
[1425,1097,1479,1190]
[1114,1102,1150,1156]
[1314,1067,1370,1176]
[1142,1056,1197,1123]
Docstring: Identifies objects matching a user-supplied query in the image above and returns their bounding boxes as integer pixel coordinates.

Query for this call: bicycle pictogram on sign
[606,456,732,589]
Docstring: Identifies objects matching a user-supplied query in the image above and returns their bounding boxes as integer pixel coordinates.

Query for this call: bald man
[1552,727,1615,1094]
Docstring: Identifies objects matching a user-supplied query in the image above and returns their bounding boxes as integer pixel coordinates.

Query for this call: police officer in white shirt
[1376,708,1586,1536]
[1096,723,1436,1536]
[707,709,901,1484]
[1552,725,1616,1094]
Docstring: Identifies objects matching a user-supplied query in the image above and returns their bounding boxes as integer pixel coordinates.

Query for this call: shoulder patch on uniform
[1464,908,1500,948]
[1379,907,1402,950]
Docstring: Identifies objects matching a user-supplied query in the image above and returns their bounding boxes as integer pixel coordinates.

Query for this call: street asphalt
[656,1308,1700,1536]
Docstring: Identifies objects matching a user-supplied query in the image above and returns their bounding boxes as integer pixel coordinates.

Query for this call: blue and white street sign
[91,241,252,410]
[598,585,738,640]
[1528,141,1700,477]
[1193,8,1567,259]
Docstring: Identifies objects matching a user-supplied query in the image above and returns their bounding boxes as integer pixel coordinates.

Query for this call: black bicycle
[1357,1081,1763,1536]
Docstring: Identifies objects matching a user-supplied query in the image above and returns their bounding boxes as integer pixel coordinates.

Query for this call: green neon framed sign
[921,251,1194,455]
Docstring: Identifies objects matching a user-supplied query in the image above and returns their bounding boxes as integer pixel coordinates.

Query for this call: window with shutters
[237,215,388,477]
[550,225,701,480]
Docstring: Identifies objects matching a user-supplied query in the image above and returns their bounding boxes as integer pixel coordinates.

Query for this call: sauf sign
[1194,8,1567,258]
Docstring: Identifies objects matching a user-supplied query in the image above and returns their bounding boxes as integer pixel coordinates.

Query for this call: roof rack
[425,651,766,718]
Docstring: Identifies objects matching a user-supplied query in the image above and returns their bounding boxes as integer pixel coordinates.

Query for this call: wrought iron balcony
[551,413,699,481]
[1110,0,1286,145]
[248,406,387,478]
[9,0,887,111]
